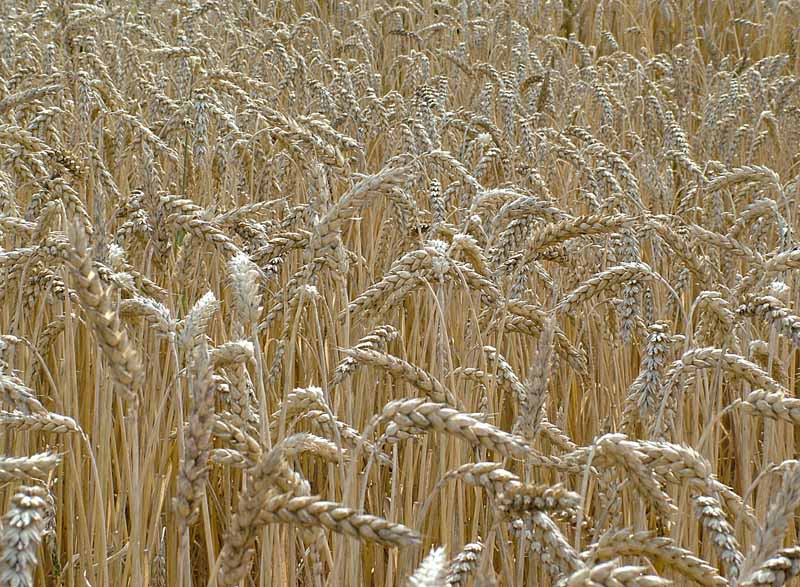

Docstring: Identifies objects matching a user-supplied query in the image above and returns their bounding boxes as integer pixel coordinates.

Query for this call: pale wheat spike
[0,84,63,115]
[727,199,784,242]
[501,214,634,275]
[212,415,261,458]
[309,165,413,258]
[118,296,176,338]
[446,541,483,586]
[228,251,263,326]
[741,463,800,581]
[346,243,500,321]
[0,372,47,415]
[257,493,421,547]
[647,218,713,283]
[169,214,241,257]
[178,291,219,354]
[210,448,251,468]
[565,560,671,587]
[591,434,678,520]
[409,546,448,587]
[482,345,528,408]
[668,346,787,394]
[331,325,399,387]
[518,315,556,438]
[740,547,800,587]
[217,435,308,586]
[448,233,492,278]
[557,263,655,315]
[293,410,391,465]
[209,340,255,369]
[738,295,800,347]
[742,389,800,424]
[340,347,460,407]
[379,399,570,469]
[654,346,789,437]
[705,164,781,194]
[173,344,216,528]
[694,495,744,580]
[0,485,52,587]
[0,453,60,483]
[64,222,143,397]
[250,231,310,267]
[687,224,762,263]
[538,418,578,452]
[622,322,672,430]
[497,482,581,520]
[585,529,727,587]
[736,250,800,298]
[0,410,81,434]
[525,510,583,576]
[270,386,328,423]
[280,433,347,463]
[437,462,522,497]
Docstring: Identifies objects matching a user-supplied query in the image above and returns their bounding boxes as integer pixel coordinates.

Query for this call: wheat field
[1,0,799,585]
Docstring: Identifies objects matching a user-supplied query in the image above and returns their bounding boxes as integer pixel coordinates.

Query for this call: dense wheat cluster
[1,0,800,585]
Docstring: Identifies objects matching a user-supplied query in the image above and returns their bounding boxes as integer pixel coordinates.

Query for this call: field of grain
[1,0,800,585]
